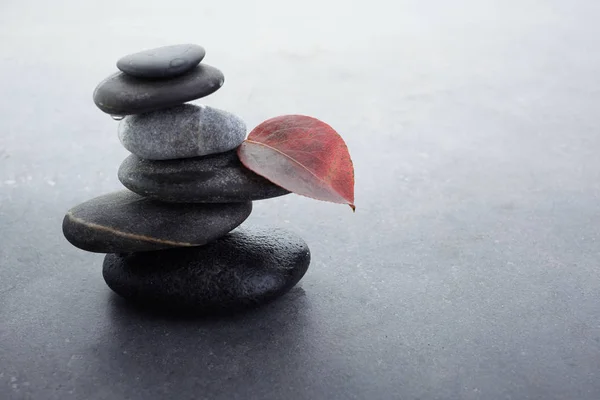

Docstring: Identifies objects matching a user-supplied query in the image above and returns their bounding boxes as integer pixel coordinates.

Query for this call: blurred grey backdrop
[1,1,599,399]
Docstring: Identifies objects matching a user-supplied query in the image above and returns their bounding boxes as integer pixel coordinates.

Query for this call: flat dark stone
[117,44,205,79]
[62,190,251,253]
[93,64,224,115]
[102,226,311,314]
[118,150,290,203]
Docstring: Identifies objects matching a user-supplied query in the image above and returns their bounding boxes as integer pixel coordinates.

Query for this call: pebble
[117,44,206,79]
[93,64,224,116]
[103,227,311,314]
[118,104,246,160]
[62,190,251,253]
[118,150,290,203]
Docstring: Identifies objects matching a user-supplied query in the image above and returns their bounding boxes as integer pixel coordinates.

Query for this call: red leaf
[237,115,355,210]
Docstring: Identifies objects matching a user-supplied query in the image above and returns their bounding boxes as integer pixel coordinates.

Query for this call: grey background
[1,0,599,399]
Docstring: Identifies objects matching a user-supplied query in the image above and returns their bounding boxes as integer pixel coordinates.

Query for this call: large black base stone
[102,227,310,314]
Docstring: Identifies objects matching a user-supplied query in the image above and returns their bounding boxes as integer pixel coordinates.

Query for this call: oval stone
[93,64,224,116]
[62,190,251,253]
[116,44,206,79]
[118,104,246,160]
[118,150,290,203]
[103,227,311,314]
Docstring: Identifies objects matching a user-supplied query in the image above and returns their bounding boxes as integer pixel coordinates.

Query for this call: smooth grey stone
[93,64,224,116]
[103,226,311,314]
[117,44,205,79]
[62,190,251,253]
[118,104,246,160]
[118,150,290,203]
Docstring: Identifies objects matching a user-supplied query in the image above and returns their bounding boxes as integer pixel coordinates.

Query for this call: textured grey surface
[93,64,224,115]
[62,190,252,253]
[117,44,206,79]
[103,226,310,313]
[1,0,600,399]
[118,104,246,160]
[119,151,291,203]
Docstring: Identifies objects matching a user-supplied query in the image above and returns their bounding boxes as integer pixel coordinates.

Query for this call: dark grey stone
[93,64,224,115]
[102,226,310,314]
[118,150,290,203]
[116,44,206,79]
[118,104,246,160]
[62,190,251,253]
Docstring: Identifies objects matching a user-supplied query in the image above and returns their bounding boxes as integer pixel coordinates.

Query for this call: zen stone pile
[62,44,310,314]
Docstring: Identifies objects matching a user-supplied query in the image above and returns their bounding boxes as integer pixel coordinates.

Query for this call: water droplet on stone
[111,115,125,121]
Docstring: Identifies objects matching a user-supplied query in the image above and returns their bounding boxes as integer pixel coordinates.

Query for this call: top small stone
[117,44,206,79]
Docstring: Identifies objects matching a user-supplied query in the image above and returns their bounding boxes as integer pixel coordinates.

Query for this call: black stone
[102,227,311,314]
[118,150,290,203]
[62,190,251,253]
[117,44,206,79]
[93,64,224,116]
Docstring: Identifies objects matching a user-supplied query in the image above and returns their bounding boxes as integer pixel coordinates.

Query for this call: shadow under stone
[106,286,308,323]
[89,286,315,397]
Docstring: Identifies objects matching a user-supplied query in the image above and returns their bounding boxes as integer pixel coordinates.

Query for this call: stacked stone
[62,44,310,314]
